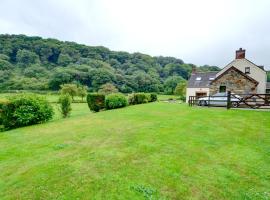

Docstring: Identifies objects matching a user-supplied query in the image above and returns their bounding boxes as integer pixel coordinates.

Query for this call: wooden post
[208,94,210,107]
[227,91,231,109]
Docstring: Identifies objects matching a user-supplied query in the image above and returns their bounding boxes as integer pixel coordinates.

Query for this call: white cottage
[186,48,269,102]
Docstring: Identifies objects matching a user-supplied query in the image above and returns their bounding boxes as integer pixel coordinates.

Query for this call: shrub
[105,93,128,110]
[0,99,9,126]
[87,93,105,112]
[128,93,150,105]
[150,93,158,102]
[59,94,72,118]
[1,94,54,130]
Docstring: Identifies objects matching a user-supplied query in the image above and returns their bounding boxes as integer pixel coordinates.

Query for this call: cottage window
[219,86,226,93]
[196,77,201,81]
[245,67,250,74]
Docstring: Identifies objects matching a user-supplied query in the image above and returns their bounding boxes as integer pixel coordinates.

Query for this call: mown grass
[0,102,270,200]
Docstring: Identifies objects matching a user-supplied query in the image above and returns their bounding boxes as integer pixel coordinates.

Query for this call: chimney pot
[236,48,245,59]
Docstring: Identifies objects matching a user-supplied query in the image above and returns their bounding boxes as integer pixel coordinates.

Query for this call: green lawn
[0,102,270,199]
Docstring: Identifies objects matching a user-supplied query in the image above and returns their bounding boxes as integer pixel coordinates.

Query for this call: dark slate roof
[187,71,218,88]
[267,82,270,89]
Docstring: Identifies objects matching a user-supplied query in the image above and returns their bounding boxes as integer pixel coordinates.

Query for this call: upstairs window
[209,77,215,80]
[196,77,201,81]
[245,67,250,74]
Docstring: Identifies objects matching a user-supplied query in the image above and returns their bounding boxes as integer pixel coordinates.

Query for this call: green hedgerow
[149,93,158,102]
[105,93,128,110]
[87,93,105,112]
[128,93,150,105]
[1,94,54,130]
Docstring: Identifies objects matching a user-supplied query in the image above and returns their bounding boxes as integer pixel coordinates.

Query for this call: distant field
[0,101,270,199]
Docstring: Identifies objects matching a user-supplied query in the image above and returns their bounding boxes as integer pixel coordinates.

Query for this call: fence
[188,91,270,109]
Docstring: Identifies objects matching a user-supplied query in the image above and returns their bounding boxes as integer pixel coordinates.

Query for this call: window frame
[219,85,226,93]
[245,67,250,74]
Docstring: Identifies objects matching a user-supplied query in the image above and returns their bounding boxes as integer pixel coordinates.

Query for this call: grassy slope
[0,103,270,200]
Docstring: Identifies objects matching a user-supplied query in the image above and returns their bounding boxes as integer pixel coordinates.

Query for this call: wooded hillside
[0,34,220,93]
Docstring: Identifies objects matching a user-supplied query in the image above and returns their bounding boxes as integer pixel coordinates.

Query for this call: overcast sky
[1,0,270,69]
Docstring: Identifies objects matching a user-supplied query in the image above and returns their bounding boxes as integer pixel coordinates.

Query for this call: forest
[0,34,222,94]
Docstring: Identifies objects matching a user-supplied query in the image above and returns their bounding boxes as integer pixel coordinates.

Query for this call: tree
[49,69,73,90]
[0,54,9,61]
[60,84,78,100]
[16,49,40,67]
[98,83,118,95]
[0,34,198,92]
[174,80,187,96]
[164,76,184,94]
[0,59,13,70]
[77,85,88,101]
[90,68,116,90]
[57,53,72,66]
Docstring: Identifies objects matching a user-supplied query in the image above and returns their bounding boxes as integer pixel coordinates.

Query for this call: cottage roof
[187,71,218,88]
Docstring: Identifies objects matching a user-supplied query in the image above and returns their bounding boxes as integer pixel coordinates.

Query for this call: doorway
[195,92,207,99]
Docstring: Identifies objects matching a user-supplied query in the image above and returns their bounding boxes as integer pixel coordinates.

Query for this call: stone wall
[210,68,257,95]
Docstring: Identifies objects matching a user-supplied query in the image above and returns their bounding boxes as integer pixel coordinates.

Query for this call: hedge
[87,93,105,112]
[128,93,153,105]
[149,93,158,102]
[105,93,128,110]
[0,94,54,130]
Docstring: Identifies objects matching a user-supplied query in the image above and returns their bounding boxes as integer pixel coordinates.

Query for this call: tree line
[0,34,221,94]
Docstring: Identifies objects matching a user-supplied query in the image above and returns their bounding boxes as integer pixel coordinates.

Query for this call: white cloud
[0,0,270,69]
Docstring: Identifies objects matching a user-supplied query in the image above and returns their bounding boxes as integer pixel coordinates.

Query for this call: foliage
[98,83,118,95]
[128,93,151,105]
[105,93,128,110]
[0,34,218,92]
[0,98,9,125]
[60,84,78,100]
[77,85,88,101]
[149,93,158,102]
[174,80,187,96]
[16,49,40,67]
[164,75,185,94]
[0,94,53,130]
[87,93,105,112]
[197,65,220,72]
[58,94,72,118]
[0,59,14,70]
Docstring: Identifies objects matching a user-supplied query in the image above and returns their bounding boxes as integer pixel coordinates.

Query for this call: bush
[1,94,54,130]
[150,93,158,102]
[59,94,72,118]
[105,93,128,110]
[128,93,150,105]
[87,93,105,112]
[0,99,9,126]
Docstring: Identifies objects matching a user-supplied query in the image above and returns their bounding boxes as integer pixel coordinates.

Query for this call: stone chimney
[235,48,245,59]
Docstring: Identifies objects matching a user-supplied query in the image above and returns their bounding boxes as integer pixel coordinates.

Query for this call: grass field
[0,101,270,199]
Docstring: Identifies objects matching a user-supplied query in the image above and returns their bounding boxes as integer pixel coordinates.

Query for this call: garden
[0,96,269,199]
